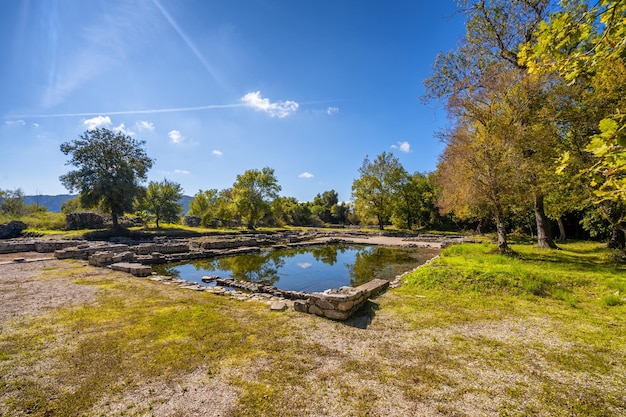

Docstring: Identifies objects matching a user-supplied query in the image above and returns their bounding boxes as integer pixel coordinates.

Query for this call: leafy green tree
[232,167,281,229]
[189,189,219,227]
[60,128,153,231]
[352,152,408,230]
[138,179,183,228]
[392,172,438,230]
[0,188,26,217]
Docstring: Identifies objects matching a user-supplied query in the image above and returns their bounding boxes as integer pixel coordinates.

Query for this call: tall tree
[521,0,626,246]
[232,167,281,229]
[351,152,408,230]
[437,72,523,253]
[425,0,558,248]
[138,179,183,228]
[60,128,153,231]
[392,172,438,230]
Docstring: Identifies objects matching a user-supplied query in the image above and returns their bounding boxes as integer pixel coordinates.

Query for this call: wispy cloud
[9,103,242,119]
[212,150,223,156]
[241,91,299,118]
[84,115,111,130]
[136,120,155,131]
[41,3,161,108]
[5,120,25,126]
[174,169,190,174]
[326,106,339,115]
[297,262,312,269]
[151,0,223,86]
[392,141,411,153]
[299,172,314,179]
[168,130,183,143]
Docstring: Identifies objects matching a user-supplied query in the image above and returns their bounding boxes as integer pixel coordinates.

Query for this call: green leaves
[59,128,154,228]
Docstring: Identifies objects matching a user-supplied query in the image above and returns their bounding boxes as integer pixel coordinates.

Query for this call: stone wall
[65,212,105,230]
[0,239,79,254]
[294,279,389,320]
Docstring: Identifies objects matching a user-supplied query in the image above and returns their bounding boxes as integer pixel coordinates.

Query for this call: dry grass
[0,241,625,416]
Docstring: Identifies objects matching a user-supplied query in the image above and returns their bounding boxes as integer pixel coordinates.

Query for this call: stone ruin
[3,230,446,320]
[65,212,105,230]
[0,221,27,239]
[294,279,390,320]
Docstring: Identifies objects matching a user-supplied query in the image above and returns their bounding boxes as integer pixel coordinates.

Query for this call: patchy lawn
[1,241,624,416]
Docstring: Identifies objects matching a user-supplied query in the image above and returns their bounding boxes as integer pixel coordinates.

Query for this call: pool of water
[154,244,439,293]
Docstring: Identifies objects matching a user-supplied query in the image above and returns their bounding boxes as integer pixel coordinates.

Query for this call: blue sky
[0,1,464,202]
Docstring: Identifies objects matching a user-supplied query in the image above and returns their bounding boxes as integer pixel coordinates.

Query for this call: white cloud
[241,91,299,118]
[326,106,339,115]
[136,120,155,131]
[212,150,223,156]
[114,123,134,136]
[392,141,411,153]
[299,172,314,179]
[84,115,111,130]
[33,123,40,128]
[168,130,183,143]
[5,120,26,126]
[174,169,190,174]
[297,262,312,269]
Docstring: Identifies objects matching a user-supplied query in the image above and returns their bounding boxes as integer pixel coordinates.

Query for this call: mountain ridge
[24,195,193,214]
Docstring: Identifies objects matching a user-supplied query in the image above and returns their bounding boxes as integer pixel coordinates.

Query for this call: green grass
[1,241,625,416]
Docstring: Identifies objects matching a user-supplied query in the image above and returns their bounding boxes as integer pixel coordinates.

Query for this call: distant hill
[24,195,76,213]
[25,195,193,214]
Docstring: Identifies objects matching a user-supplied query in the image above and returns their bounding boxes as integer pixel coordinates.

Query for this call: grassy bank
[1,241,624,416]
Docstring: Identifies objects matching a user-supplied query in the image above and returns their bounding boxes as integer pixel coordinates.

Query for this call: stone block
[308,304,324,316]
[270,302,287,312]
[323,309,350,321]
[293,300,309,313]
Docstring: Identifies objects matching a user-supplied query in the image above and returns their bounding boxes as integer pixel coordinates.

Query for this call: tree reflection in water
[154,245,439,292]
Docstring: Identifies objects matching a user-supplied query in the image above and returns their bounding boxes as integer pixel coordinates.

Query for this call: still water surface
[154,244,439,293]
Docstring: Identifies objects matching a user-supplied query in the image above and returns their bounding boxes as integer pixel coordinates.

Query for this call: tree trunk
[607,225,626,249]
[377,214,385,230]
[111,211,120,232]
[494,208,510,254]
[557,217,566,242]
[534,193,558,249]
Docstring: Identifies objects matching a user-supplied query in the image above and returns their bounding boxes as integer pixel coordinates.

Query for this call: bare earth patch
[0,257,97,322]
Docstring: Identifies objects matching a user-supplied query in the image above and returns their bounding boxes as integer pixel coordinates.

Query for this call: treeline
[421,0,626,252]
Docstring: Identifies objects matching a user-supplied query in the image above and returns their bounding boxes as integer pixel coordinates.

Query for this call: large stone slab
[110,262,152,277]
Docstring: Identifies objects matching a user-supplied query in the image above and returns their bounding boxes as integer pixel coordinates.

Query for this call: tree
[0,188,26,217]
[60,128,153,231]
[311,190,340,224]
[351,152,408,230]
[189,189,219,227]
[436,109,521,252]
[391,172,438,230]
[232,167,281,229]
[425,0,559,249]
[520,0,626,246]
[138,179,183,228]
